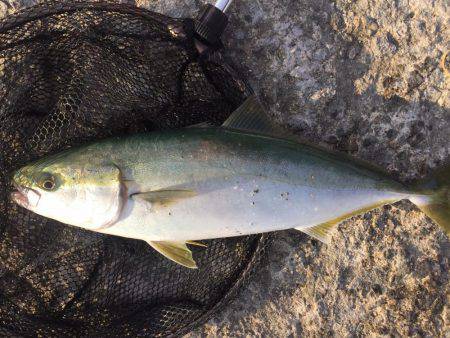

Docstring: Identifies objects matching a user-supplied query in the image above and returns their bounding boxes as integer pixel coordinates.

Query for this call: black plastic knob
[194,4,229,46]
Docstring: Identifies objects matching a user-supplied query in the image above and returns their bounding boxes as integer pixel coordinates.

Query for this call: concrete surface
[1,0,449,336]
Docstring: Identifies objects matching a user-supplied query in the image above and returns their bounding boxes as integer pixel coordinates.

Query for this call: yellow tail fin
[414,164,450,236]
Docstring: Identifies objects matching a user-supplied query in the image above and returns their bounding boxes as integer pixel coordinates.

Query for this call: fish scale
[94,128,410,241]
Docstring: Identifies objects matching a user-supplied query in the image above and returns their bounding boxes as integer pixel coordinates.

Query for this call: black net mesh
[0,2,270,336]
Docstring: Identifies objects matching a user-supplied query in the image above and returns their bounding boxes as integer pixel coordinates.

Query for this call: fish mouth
[11,182,41,209]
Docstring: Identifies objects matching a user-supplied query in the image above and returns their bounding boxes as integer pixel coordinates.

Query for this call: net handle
[215,0,234,12]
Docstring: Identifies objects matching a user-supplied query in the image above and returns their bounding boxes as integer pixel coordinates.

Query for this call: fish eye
[42,180,55,190]
[39,173,58,191]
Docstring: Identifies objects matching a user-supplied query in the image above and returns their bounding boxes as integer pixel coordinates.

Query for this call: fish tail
[410,164,450,236]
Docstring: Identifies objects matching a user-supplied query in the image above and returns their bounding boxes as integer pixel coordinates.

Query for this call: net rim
[0,1,178,33]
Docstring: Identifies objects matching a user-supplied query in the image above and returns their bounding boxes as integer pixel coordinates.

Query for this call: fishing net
[0,1,270,336]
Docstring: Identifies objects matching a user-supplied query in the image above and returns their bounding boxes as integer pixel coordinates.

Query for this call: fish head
[12,161,69,212]
[11,152,125,230]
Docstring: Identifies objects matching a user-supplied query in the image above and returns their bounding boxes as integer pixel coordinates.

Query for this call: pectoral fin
[133,189,197,207]
[146,241,198,268]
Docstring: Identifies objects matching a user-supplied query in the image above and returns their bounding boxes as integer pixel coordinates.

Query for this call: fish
[11,96,450,268]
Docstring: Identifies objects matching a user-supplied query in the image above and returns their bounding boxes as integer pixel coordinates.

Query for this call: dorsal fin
[224,97,394,182]
[222,96,278,134]
[187,122,213,129]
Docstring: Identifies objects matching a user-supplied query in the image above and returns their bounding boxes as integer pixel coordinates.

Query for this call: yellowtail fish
[11,97,450,268]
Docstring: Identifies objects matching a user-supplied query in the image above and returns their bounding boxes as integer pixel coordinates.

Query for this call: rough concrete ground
[1,0,449,336]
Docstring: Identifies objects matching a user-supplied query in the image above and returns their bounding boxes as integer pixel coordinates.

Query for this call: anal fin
[296,200,397,244]
[146,240,198,269]
[295,221,337,244]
